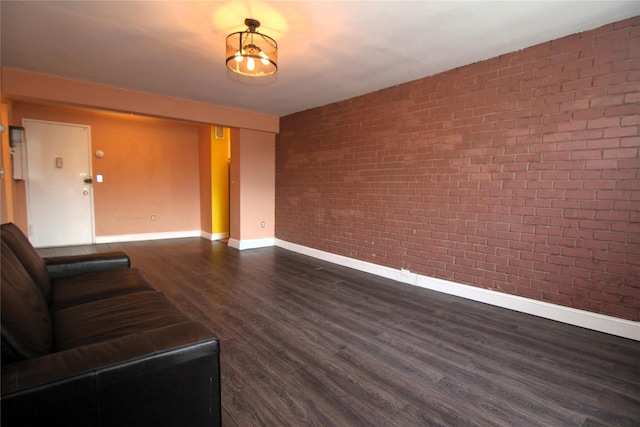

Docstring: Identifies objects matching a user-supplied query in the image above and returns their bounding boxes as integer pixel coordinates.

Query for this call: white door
[24,119,94,247]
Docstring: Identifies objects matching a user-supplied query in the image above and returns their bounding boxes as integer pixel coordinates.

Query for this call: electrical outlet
[260,220,266,228]
[151,215,156,221]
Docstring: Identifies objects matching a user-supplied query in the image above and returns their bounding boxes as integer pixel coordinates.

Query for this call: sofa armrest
[2,322,221,427]
[44,252,131,279]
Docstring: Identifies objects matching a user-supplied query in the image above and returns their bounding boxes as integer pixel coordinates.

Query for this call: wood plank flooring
[39,238,640,426]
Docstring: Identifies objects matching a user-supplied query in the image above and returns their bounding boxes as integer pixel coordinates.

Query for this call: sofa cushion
[1,241,54,363]
[44,251,131,279]
[1,223,51,303]
[53,291,191,352]
[50,267,154,311]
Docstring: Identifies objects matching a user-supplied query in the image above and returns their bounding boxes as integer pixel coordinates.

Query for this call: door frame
[23,118,96,246]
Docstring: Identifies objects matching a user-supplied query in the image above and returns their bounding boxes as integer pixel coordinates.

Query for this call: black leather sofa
[1,223,221,426]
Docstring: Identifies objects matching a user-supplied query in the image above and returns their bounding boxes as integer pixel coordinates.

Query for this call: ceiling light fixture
[226,18,278,77]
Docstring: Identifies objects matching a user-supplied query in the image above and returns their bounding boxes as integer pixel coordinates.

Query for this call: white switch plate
[96,175,103,183]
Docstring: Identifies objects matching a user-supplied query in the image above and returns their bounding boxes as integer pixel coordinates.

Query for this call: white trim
[276,239,639,341]
[201,231,229,241]
[228,237,275,250]
[95,230,200,244]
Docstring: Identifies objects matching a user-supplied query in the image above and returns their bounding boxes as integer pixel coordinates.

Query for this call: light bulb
[234,51,243,62]
[247,57,255,71]
[259,51,270,66]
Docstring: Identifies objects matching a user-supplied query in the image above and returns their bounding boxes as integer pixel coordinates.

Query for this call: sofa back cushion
[1,240,54,364]
[1,223,51,304]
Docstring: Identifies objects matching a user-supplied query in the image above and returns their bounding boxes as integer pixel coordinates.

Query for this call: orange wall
[12,103,202,236]
[199,126,213,234]
[230,129,241,240]
[1,104,13,224]
[3,69,279,245]
[2,68,279,133]
[230,128,275,242]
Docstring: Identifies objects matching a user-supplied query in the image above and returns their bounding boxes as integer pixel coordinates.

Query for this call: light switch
[96,174,103,183]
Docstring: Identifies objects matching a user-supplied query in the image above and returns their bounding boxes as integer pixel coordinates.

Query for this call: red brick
[555,160,586,171]
[563,208,596,219]
[560,267,591,280]
[575,86,606,100]
[536,226,563,236]
[573,108,611,121]
[277,18,640,322]
[571,150,602,160]
[550,218,581,229]
[572,129,606,141]
[543,291,572,306]
[542,170,571,180]
[587,138,620,150]
[621,137,640,149]
[593,49,629,66]
[590,95,626,108]
[584,180,617,190]
[588,117,621,129]
[600,304,638,321]
[606,281,640,297]
[604,126,639,138]
[578,220,611,230]
[605,103,640,117]
[593,73,628,88]
[597,190,631,200]
[560,99,591,112]
[585,159,619,169]
[581,200,613,210]
[551,199,580,209]
[588,290,623,305]
[571,298,603,314]
[595,210,629,221]
[536,189,565,199]
[619,158,640,169]
[581,63,614,78]
[593,231,628,243]
[611,221,640,233]
[548,236,576,247]
[557,120,587,132]
[565,189,595,199]
[623,92,640,104]
[601,168,635,180]
[607,81,640,95]
[603,147,638,159]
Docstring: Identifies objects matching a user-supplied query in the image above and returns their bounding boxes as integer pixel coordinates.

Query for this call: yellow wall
[211,127,230,237]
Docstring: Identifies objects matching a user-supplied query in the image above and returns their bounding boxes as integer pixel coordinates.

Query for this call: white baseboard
[228,237,275,250]
[201,231,229,241]
[276,239,639,341]
[95,229,201,244]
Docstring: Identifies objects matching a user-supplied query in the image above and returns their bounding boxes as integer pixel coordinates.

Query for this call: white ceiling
[1,1,638,117]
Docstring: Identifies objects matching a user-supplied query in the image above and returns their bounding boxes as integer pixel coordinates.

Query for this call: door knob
[84,178,93,184]
[83,190,89,195]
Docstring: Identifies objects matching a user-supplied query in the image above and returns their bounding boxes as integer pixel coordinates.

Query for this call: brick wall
[276,17,640,321]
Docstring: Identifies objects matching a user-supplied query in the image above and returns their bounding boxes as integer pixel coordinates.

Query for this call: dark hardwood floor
[39,238,640,426]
